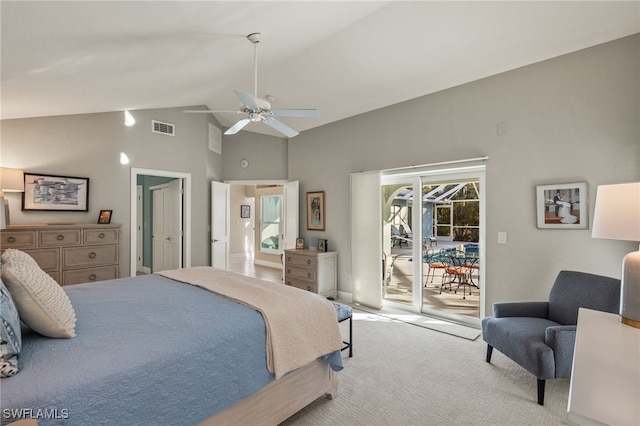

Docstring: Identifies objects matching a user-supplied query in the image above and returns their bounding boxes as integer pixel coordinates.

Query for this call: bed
[1,257,344,426]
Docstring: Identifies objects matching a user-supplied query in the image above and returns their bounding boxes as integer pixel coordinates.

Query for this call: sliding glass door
[381,166,485,326]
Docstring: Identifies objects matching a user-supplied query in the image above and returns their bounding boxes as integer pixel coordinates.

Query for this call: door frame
[130,167,192,277]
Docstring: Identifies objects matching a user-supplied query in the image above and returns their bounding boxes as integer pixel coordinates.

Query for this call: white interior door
[167,179,183,269]
[283,180,299,250]
[211,181,230,270]
[136,185,143,273]
[152,187,164,272]
[151,179,182,272]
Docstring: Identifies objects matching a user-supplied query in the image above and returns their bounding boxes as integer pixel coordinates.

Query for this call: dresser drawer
[84,228,119,245]
[1,230,36,248]
[285,266,316,283]
[21,248,59,271]
[285,278,317,293]
[39,229,81,247]
[62,245,118,268]
[62,265,119,285]
[284,253,317,269]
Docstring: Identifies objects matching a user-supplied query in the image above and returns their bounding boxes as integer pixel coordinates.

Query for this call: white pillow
[1,248,39,266]
[1,252,76,339]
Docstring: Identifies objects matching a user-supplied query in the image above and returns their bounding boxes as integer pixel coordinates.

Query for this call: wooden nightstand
[283,249,337,298]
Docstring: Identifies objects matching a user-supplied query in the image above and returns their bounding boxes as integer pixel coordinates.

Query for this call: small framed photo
[22,173,89,211]
[318,238,328,252]
[296,238,305,249]
[536,182,588,229]
[240,205,251,218]
[306,191,325,230]
[98,209,112,224]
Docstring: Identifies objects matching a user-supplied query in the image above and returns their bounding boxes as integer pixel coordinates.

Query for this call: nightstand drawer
[63,265,119,285]
[285,278,317,293]
[84,228,119,245]
[284,253,317,269]
[39,229,81,246]
[62,245,118,268]
[1,230,36,248]
[285,266,316,283]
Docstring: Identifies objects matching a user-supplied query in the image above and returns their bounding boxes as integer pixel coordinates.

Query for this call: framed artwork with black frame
[536,182,588,229]
[22,173,89,211]
[98,210,112,224]
[306,191,325,230]
[241,204,251,218]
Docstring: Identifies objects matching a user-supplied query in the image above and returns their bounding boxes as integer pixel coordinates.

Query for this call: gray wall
[287,35,639,313]
[1,36,638,317]
[1,107,222,274]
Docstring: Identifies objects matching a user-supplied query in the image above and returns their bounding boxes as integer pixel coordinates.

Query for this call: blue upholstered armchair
[481,270,620,405]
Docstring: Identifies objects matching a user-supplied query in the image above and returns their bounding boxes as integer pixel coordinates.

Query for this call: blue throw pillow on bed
[0,276,21,377]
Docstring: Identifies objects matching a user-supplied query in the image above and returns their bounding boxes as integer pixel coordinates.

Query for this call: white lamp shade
[0,168,25,192]
[592,182,640,242]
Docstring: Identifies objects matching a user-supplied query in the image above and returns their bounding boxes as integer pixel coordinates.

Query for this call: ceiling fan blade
[271,109,320,118]
[234,90,259,110]
[224,118,251,135]
[183,109,244,114]
[264,117,299,138]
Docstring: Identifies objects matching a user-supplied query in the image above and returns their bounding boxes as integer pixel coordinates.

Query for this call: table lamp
[592,182,640,328]
[0,167,25,227]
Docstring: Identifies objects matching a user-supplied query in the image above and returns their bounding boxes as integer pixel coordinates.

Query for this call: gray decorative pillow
[1,252,76,339]
[0,277,21,377]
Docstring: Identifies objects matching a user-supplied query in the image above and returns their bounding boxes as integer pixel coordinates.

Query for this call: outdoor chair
[481,270,620,405]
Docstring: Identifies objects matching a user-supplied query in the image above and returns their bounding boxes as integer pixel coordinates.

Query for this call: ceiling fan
[185,32,320,138]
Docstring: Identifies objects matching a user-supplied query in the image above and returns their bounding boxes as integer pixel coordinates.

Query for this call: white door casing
[211,181,230,270]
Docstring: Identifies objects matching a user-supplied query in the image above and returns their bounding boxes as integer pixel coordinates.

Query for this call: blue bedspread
[1,274,340,425]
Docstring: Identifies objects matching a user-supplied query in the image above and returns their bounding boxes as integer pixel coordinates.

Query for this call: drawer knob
[7,236,16,243]
[98,233,106,239]
[88,252,97,259]
[306,259,311,265]
[307,285,312,291]
[287,269,291,274]
[56,234,65,241]
[307,272,312,278]
[89,274,97,281]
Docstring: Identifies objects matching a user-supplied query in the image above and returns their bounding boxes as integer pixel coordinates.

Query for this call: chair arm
[545,325,577,378]
[492,301,549,318]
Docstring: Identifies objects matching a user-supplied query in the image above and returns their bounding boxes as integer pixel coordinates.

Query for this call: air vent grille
[152,120,175,136]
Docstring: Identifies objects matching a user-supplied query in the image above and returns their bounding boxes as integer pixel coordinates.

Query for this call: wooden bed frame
[201,358,337,425]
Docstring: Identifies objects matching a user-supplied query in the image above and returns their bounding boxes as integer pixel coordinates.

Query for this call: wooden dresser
[1,223,120,286]
[283,249,337,298]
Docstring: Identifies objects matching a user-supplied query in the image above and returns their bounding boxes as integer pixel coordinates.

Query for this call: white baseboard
[254,259,283,269]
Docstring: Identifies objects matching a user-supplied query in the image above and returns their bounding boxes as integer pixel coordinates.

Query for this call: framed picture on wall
[536,182,588,229]
[22,173,89,211]
[240,204,251,218]
[306,191,325,230]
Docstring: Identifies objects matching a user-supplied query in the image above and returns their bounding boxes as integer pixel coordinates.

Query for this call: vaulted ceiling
[2,1,638,137]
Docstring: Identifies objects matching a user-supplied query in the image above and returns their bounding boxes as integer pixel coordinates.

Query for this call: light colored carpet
[282,308,576,426]
[352,304,481,340]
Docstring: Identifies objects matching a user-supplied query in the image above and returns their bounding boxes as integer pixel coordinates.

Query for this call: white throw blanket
[158,267,343,379]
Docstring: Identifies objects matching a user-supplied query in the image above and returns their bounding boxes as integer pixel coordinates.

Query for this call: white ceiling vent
[152,120,175,136]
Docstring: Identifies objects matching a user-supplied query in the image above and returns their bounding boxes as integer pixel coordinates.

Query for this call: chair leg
[485,345,493,362]
[537,379,545,405]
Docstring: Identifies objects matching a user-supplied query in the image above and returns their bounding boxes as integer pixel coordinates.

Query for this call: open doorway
[221,181,298,283]
[381,167,485,327]
[130,168,192,277]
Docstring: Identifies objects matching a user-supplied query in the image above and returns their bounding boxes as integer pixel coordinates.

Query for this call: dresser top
[3,223,121,231]
[285,249,336,256]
